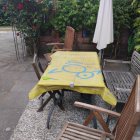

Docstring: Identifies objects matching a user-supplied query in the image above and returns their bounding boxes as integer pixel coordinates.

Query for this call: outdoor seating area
[0,0,140,140]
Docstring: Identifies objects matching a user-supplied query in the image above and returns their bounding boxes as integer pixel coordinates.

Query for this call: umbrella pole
[98,49,105,69]
[99,50,104,64]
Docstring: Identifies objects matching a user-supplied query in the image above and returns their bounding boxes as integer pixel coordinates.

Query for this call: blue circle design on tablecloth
[62,64,86,74]
[76,72,94,79]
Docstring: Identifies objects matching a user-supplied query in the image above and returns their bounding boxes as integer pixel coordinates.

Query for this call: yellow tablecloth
[29,51,117,106]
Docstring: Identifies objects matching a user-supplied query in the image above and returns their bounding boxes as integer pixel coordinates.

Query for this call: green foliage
[51,0,99,34]
[3,0,136,54]
[5,0,51,52]
[51,0,133,41]
[39,0,54,35]
[129,0,140,53]
[7,0,45,38]
[0,1,10,26]
[113,0,133,40]
[135,45,140,52]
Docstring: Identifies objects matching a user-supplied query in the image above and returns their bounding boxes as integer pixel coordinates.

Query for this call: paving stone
[0,108,23,138]
[0,29,38,140]
[0,81,36,109]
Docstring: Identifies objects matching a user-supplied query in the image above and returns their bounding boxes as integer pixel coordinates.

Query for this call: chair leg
[106,105,114,125]
[116,102,125,113]
[93,116,98,129]
[58,100,65,110]
[46,103,55,129]
[46,90,65,129]
[39,96,44,107]
[58,90,65,110]
[38,93,47,106]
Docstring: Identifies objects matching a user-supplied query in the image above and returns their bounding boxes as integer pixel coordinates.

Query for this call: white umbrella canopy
[93,0,114,50]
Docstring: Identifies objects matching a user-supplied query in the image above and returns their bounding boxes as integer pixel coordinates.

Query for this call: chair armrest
[103,59,131,69]
[104,59,131,64]
[46,43,64,46]
[74,101,121,117]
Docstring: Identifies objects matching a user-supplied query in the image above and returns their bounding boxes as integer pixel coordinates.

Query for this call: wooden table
[29,51,117,128]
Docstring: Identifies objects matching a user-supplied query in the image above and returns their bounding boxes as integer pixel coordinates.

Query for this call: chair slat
[64,131,94,140]
[67,125,101,137]
[103,70,135,103]
[61,137,70,140]
[64,26,75,50]
[66,128,101,139]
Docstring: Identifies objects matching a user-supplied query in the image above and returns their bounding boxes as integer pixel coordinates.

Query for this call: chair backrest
[32,53,44,80]
[131,51,140,76]
[64,26,75,50]
[114,75,140,140]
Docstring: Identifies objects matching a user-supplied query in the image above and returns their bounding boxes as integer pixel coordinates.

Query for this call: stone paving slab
[0,27,12,31]
[0,30,37,140]
[0,108,22,140]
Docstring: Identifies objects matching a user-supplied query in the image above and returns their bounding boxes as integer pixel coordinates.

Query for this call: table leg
[58,90,65,110]
[47,103,55,129]
[37,95,52,112]
[46,90,64,129]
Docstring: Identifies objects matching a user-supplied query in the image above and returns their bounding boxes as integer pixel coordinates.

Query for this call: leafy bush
[51,0,133,43]
[0,1,10,26]
[6,0,50,53]
[4,0,136,55]
[113,0,133,32]
[113,0,134,52]
[128,0,140,53]
[39,0,54,35]
[51,0,99,34]
[7,0,45,38]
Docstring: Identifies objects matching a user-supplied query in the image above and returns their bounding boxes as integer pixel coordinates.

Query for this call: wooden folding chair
[44,26,75,60]
[32,53,45,80]
[103,51,140,106]
[32,54,64,128]
[32,53,51,112]
[56,75,140,140]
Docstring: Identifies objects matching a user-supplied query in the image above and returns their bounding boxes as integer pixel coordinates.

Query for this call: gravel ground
[10,91,117,140]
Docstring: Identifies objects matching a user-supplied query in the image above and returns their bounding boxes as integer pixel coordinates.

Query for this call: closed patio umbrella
[93,0,114,50]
